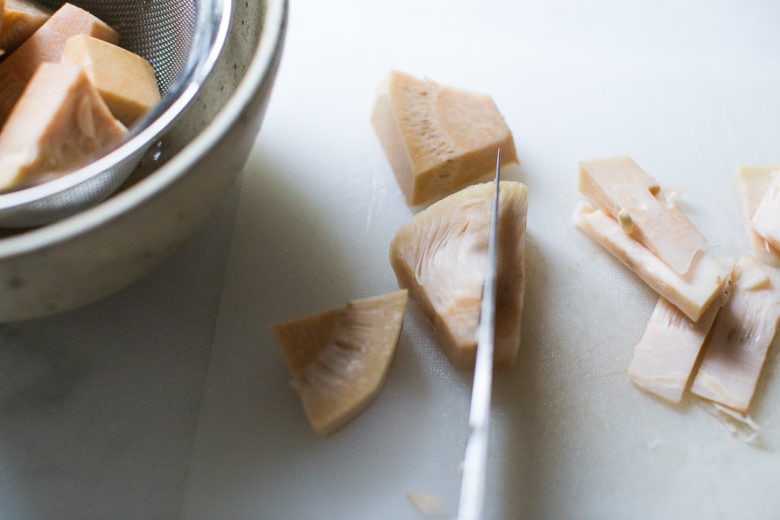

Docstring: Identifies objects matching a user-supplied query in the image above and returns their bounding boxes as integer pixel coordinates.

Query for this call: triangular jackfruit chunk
[0,62,126,191]
[371,70,519,206]
[272,290,408,436]
[390,181,527,370]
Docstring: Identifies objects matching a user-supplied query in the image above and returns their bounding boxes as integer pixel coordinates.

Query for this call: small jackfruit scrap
[573,202,733,322]
[371,70,519,206]
[406,492,450,517]
[62,35,161,127]
[390,181,527,370]
[0,2,118,126]
[272,290,408,436]
[0,0,51,57]
[690,255,780,414]
[748,168,780,256]
[0,62,127,191]
[735,166,780,266]
[579,156,707,275]
[628,293,726,404]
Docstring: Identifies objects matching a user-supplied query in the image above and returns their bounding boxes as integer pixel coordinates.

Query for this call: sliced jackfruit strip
[0,62,127,191]
[573,202,733,322]
[63,35,161,127]
[579,156,707,275]
[749,168,780,255]
[272,290,408,436]
[0,0,51,57]
[735,166,780,267]
[390,181,527,370]
[0,2,117,126]
[629,293,726,404]
[371,70,519,206]
[690,255,780,413]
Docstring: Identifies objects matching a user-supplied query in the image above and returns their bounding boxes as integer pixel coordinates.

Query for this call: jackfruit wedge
[272,290,408,436]
[0,62,127,191]
[0,0,51,57]
[390,181,528,370]
[62,35,162,127]
[0,2,118,126]
[371,70,519,206]
[734,166,780,267]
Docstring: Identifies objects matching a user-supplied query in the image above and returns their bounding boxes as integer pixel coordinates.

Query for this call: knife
[456,148,502,520]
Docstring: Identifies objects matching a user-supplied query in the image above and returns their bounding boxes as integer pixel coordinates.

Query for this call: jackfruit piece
[63,35,161,126]
[690,255,780,413]
[0,62,127,191]
[371,70,519,206]
[573,202,733,322]
[272,290,408,436]
[749,169,780,255]
[406,493,450,517]
[579,156,707,275]
[629,294,726,404]
[0,2,117,126]
[0,0,51,57]
[390,181,527,370]
[735,166,780,266]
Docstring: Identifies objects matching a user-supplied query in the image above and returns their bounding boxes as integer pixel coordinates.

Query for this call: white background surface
[4,0,780,518]
[184,0,780,518]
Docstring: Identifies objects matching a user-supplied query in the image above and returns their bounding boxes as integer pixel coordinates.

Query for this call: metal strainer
[0,0,231,228]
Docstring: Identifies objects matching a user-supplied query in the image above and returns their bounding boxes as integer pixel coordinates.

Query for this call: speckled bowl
[0,0,288,321]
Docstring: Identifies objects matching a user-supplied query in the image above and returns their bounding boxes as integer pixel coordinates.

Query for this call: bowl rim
[0,0,288,257]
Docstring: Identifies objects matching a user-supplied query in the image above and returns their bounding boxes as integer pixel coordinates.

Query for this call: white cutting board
[182,0,780,518]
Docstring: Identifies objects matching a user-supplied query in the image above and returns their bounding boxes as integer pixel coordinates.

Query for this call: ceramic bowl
[0,0,288,321]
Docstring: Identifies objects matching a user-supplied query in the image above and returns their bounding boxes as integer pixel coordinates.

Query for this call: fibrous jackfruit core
[390,181,527,369]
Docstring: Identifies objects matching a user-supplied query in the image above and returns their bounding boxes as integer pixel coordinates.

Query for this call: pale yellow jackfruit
[272,290,408,436]
[0,62,127,191]
[0,0,51,56]
[371,70,519,206]
[390,181,527,370]
[62,35,161,127]
[0,2,117,126]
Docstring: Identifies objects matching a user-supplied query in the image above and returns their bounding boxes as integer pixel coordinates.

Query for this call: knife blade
[456,148,502,520]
